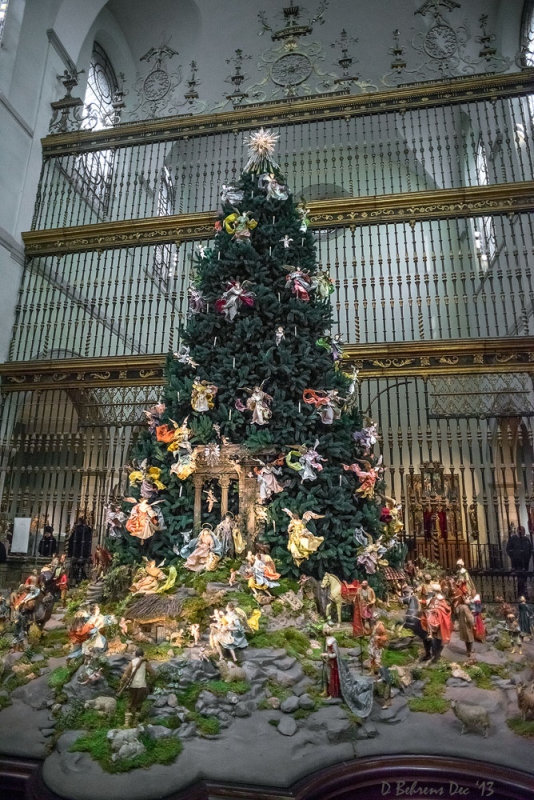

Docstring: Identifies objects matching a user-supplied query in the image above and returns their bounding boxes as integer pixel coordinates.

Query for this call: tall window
[71,44,118,216]
[520,0,534,65]
[474,137,496,266]
[153,167,176,289]
[0,0,9,45]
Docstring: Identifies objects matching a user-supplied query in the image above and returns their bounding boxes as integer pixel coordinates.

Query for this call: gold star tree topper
[244,127,280,173]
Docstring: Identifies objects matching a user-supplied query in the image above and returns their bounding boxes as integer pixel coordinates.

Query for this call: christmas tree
[112,129,399,588]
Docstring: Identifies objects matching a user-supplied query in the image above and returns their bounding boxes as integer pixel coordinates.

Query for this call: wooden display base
[3,754,533,800]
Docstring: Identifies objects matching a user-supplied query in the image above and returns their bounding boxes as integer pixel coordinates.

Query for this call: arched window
[74,43,118,215]
[83,42,118,131]
[474,136,497,267]
[0,1,10,45]
[153,166,176,288]
[520,0,534,66]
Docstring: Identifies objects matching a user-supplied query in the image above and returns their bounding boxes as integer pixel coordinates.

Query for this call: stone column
[219,475,230,517]
[193,474,203,530]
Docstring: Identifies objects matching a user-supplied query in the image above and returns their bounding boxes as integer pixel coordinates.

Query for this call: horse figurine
[320,573,359,624]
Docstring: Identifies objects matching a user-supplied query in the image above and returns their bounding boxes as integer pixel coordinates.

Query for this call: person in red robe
[352,581,376,635]
[322,629,341,699]
[424,593,452,662]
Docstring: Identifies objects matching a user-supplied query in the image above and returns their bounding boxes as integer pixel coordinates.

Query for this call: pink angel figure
[342,457,383,499]
[215,280,255,322]
[254,461,284,502]
[284,266,312,302]
[144,402,165,434]
[302,389,344,425]
[188,287,206,314]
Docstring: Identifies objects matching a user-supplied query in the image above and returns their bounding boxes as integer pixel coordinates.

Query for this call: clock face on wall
[423,24,458,59]
[270,52,313,87]
[143,69,171,100]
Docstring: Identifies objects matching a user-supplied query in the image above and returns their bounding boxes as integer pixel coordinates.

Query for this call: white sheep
[517,682,534,721]
[450,700,490,737]
[84,696,117,717]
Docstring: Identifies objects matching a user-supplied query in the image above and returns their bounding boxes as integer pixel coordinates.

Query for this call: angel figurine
[125,498,165,542]
[285,265,312,302]
[236,384,273,425]
[275,326,285,345]
[203,488,218,513]
[223,210,258,242]
[353,421,378,454]
[215,280,255,322]
[144,402,165,434]
[220,184,244,206]
[302,388,344,424]
[282,508,325,566]
[188,287,206,314]
[173,345,198,369]
[286,440,326,483]
[316,333,344,362]
[280,235,293,249]
[342,457,383,499]
[191,378,218,412]
[156,416,191,453]
[104,503,126,537]
[312,270,335,299]
[357,535,389,575]
[254,461,284,502]
[296,200,310,233]
[258,172,289,200]
[170,443,196,480]
[128,461,166,498]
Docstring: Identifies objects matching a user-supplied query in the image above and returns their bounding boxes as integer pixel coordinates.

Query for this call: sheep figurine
[107,727,146,762]
[517,682,534,721]
[450,700,490,737]
[84,696,117,717]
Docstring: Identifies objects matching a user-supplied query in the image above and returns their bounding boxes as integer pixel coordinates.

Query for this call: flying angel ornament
[254,460,284,502]
[312,270,335,299]
[215,280,255,322]
[191,379,218,412]
[220,184,244,206]
[296,200,310,232]
[280,235,293,249]
[258,172,289,200]
[302,388,344,424]
[282,508,325,566]
[143,402,165,434]
[284,265,312,302]
[353,421,378,454]
[286,440,326,482]
[342,456,383,499]
[223,210,258,242]
[235,384,273,425]
[125,498,165,542]
[173,345,198,369]
[188,287,206,314]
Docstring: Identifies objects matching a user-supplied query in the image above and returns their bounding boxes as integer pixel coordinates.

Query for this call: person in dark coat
[67,518,93,583]
[0,539,6,563]
[507,526,533,571]
[38,526,57,558]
